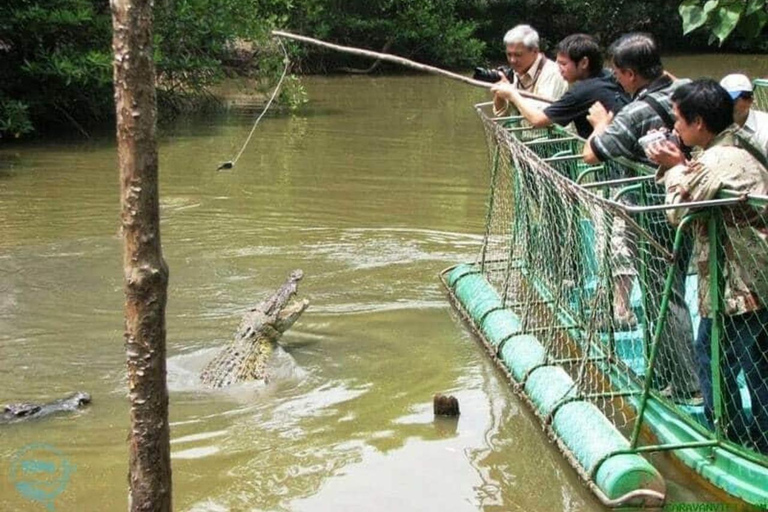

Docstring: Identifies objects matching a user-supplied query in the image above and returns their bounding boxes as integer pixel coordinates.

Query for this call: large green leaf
[737,8,768,38]
[746,0,766,15]
[711,2,743,43]
[703,0,721,15]
[679,0,710,34]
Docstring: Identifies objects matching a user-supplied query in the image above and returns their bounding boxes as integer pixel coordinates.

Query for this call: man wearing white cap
[720,73,768,157]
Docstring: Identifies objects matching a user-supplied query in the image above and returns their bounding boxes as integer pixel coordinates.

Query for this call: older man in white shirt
[492,25,567,116]
[720,73,768,157]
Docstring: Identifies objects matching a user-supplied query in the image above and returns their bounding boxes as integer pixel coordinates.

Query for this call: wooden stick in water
[272,30,553,104]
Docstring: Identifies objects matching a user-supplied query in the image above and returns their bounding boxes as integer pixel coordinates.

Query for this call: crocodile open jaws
[200,269,309,388]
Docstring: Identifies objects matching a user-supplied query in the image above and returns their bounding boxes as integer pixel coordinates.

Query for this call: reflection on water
[0,57,749,509]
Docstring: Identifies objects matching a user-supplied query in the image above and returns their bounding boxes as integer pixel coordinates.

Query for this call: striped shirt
[590,75,690,165]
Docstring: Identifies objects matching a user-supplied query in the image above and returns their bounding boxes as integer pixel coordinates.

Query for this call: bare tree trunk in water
[111,0,172,510]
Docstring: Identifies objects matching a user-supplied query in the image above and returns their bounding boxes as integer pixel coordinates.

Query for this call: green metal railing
[754,78,768,113]
[477,100,768,465]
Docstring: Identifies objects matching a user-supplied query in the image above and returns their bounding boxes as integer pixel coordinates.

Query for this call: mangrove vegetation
[1,0,765,139]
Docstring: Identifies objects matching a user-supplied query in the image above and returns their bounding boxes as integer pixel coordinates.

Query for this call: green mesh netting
[468,102,768,467]
[754,79,768,113]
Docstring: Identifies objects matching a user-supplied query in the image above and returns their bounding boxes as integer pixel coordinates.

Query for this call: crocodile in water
[199,269,309,387]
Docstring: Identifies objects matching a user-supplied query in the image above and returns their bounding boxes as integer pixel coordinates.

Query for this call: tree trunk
[111,0,173,510]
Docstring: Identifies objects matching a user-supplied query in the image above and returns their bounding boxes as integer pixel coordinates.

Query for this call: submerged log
[1,392,91,425]
[433,394,460,416]
[200,270,310,388]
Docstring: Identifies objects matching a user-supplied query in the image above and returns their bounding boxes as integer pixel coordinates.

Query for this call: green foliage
[680,0,767,44]
[154,0,283,93]
[0,0,113,137]
[286,0,485,70]
[460,0,687,63]
[0,97,34,139]
[0,0,296,138]
[279,75,309,111]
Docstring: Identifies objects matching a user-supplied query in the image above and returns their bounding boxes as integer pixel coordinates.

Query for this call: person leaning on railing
[581,32,701,403]
[649,78,768,454]
[490,33,629,138]
[720,73,768,158]
[491,24,568,116]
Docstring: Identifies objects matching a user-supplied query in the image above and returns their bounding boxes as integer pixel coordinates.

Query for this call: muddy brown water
[1,54,764,511]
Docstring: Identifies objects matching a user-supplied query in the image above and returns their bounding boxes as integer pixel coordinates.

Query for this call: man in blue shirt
[491,34,629,138]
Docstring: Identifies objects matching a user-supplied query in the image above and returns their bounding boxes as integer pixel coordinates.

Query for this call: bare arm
[491,83,551,126]
[582,102,614,164]
[582,137,600,164]
[511,91,551,127]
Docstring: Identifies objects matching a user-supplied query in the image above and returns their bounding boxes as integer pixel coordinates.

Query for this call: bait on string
[217,38,291,171]
[217,30,553,171]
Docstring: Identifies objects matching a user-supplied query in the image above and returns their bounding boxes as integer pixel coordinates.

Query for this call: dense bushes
[284,0,485,71]
[445,0,702,63]
[0,0,285,138]
[0,0,113,138]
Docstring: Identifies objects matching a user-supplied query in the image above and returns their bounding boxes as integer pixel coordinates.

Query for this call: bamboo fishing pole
[218,31,553,171]
[272,30,554,104]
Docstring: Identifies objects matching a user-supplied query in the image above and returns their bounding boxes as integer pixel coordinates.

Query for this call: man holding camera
[490,34,628,138]
[583,33,688,165]
[581,33,702,404]
[490,25,567,116]
[648,79,768,453]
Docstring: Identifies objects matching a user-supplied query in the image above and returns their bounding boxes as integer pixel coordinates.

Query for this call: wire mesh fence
[697,203,768,456]
[471,102,768,462]
[754,78,768,113]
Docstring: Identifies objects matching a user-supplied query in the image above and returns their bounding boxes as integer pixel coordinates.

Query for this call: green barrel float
[553,402,666,499]
[449,264,523,345]
[524,366,577,416]
[482,310,523,347]
[499,334,546,381]
[445,265,666,503]
[452,272,503,321]
[444,263,478,287]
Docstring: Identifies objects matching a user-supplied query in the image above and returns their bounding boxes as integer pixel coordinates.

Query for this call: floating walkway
[442,88,768,507]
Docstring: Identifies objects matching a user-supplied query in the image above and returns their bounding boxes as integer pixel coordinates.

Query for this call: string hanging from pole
[218,30,554,171]
[217,38,291,171]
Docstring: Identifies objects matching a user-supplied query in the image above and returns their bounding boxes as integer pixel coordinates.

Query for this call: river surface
[0,54,764,511]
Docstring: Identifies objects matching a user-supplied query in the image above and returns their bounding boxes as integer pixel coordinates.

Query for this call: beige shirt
[494,54,568,116]
[511,54,568,101]
[659,128,768,317]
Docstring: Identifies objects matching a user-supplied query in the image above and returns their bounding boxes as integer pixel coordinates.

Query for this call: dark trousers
[647,217,700,396]
[695,309,768,453]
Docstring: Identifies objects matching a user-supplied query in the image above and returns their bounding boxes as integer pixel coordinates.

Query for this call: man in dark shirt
[491,34,628,138]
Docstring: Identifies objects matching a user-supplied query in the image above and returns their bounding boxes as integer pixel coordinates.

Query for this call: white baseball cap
[720,73,753,100]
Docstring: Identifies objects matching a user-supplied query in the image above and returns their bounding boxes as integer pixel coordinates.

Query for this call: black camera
[473,66,514,83]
